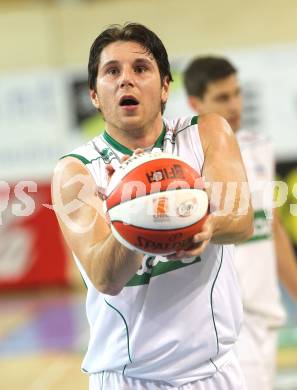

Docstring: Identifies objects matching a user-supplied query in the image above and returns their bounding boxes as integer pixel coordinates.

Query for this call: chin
[121,114,141,123]
[230,120,241,132]
[120,117,143,131]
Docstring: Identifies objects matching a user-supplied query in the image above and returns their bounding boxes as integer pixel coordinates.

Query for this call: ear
[161,76,170,105]
[89,89,100,110]
[188,95,204,114]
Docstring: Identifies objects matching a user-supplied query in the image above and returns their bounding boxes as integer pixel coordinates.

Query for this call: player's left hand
[166,214,214,260]
[99,149,145,195]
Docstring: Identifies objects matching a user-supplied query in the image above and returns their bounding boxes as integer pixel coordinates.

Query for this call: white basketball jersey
[64,116,243,386]
[235,130,286,327]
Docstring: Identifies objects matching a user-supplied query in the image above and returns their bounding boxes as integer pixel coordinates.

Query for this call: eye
[107,67,119,76]
[216,95,229,103]
[135,66,147,73]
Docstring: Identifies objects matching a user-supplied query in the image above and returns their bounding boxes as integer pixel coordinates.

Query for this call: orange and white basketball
[105,151,209,256]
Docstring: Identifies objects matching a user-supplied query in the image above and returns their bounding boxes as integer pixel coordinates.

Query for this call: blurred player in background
[52,24,253,389]
[184,56,297,390]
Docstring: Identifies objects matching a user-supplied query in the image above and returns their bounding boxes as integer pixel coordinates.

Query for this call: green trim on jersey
[103,132,133,155]
[103,123,167,155]
[98,147,116,163]
[61,117,197,165]
[60,150,115,165]
[244,209,272,243]
[191,115,198,126]
[154,123,167,148]
[60,153,90,165]
[104,299,132,364]
[126,255,201,287]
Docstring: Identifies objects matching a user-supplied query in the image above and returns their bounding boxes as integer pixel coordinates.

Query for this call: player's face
[189,74,243,132]
[90,41,169,134]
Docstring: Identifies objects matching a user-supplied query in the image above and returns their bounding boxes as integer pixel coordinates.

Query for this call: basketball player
[183,56,297,390]
[52,24,253,389]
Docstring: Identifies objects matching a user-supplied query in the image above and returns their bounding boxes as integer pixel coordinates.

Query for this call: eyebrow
[133,57,153,65]
[100,57,153,70]
[100,60,119,70]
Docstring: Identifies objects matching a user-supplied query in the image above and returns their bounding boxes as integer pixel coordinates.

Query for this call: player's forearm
[88,234,143,295]
[210,207,254,244]
[275,221,297,301]
[206,176,254,244]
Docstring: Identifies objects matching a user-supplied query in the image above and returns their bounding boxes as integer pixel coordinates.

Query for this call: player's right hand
[166,214,214,260]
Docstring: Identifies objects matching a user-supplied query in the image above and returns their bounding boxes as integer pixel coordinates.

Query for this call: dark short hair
[88,23,173,113]
[183,56,237,98]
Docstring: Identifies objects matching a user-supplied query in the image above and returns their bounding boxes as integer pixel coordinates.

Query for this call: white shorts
[89,351,246,390]
[235,312,278,390]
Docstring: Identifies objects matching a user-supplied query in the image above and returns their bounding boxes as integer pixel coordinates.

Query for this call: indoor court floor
[0,287,296,390]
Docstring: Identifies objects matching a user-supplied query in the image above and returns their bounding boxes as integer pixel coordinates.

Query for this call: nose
[119,66,134,88]
[229,96,241,114]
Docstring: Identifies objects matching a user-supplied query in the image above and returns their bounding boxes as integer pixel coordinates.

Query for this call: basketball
[104,151,209,256]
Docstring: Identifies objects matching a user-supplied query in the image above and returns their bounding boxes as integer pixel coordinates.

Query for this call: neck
[105,114,164,150]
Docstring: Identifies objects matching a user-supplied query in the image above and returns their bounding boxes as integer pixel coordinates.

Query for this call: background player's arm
[52,157,143,296]
[274,210,297,301]
[199,113,253,244]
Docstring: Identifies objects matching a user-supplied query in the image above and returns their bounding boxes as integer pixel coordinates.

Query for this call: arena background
[0,0,296,389]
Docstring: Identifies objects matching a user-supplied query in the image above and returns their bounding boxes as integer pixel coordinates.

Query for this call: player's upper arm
[51,157,111,274]
[199,113,247,183]
[198,113,253,236]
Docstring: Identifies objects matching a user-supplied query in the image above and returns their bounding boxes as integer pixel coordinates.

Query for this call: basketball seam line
[107,186,206,212]
[111,218,205,232]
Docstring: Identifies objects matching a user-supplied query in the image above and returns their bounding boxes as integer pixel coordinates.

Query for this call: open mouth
[119,96,139,106]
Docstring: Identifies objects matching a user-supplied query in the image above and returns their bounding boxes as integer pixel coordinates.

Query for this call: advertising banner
[0,182,68,289]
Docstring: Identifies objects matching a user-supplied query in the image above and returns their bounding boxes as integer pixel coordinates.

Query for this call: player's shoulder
[60,137,101,166]
[198,112,229,130]
[163,113,226,132]
[164,113,232,145]
[53,137,102,183]
[198,113,234,148]
[163,115,198,133]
